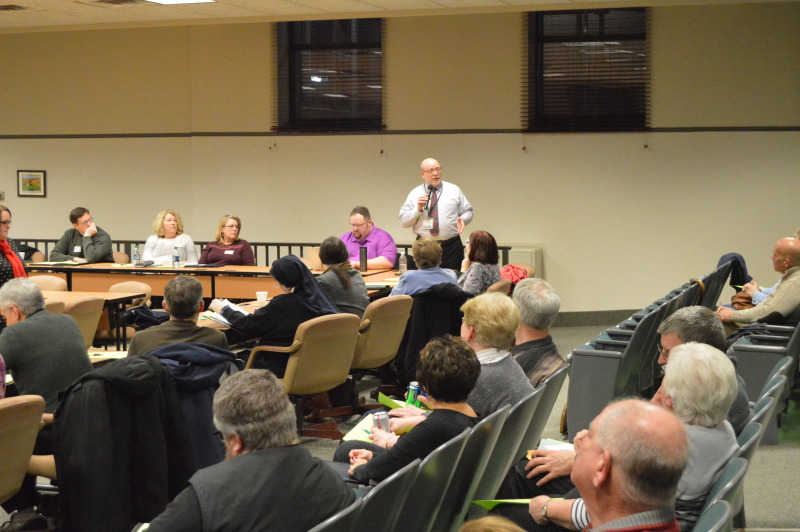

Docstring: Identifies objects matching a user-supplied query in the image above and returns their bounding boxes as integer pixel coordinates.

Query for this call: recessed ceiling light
[145,0,215,5]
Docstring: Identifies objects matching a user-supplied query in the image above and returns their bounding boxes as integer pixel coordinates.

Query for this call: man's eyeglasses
[423,167,442,174]
[76,217,93,227]
[0,220,11,227]
[351,221,370,229]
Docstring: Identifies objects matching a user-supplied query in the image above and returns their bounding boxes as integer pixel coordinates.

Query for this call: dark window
[274,19,383,132]
[525,9,649,132]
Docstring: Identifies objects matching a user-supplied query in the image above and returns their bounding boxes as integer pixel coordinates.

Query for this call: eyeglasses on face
[423,167,442,174]
[350,221,370,229]
[76,217,93,227]
[0,220,11,227]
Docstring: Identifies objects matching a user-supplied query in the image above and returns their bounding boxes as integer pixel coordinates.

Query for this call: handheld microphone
[424,185,434,211]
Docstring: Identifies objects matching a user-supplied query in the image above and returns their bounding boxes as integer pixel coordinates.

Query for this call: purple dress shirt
[340,226,398,266]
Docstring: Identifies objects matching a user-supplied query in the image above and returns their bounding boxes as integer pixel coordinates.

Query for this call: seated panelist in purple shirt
[340,206,398,270]
[199,215,255,266]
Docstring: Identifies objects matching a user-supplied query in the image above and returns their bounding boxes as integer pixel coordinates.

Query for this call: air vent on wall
[0,4,26,10]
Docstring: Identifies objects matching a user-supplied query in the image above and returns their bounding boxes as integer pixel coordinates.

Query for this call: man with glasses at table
[50,206,114,263]
[340,205,397,270]
[399,157,473,270]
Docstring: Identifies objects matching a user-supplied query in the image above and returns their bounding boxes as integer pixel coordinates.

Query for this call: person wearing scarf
[0,206,27,330]
[209,255,338,377]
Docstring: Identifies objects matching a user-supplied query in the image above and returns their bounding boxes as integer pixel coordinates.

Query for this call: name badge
[224,249,234,255]
[73,246,82,253]
[421,219,434,230]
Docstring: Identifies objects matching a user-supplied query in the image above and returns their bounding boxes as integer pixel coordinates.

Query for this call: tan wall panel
[189,23,272,132]
[651,3,800,127]
[0,27,192,135]
[385,13,522,130]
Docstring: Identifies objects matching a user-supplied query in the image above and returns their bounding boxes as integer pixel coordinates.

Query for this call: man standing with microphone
[398,158,473,270]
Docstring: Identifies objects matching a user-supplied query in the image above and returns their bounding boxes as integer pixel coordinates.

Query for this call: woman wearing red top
[199,215,255,266]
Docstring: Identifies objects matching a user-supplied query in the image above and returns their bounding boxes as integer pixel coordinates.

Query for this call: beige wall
[0,3,798,312]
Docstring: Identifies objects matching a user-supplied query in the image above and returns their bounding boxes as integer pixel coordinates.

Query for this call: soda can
[406,382,421,407]
[373,412,390,432]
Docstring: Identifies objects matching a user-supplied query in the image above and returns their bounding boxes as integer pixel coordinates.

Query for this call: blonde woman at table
[198,215,255,266]
[143,210,199,266]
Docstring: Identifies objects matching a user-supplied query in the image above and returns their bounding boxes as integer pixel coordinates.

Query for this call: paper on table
[35,261,81,265]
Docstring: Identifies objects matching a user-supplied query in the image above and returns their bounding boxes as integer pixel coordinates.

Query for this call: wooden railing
[16,238,511,267]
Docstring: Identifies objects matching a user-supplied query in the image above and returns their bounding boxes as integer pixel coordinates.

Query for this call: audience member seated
[391,237,457,296]
[50,206,114,263]
[389,292,533,432]
[198,215,254,266]
[143,210,199,266]
[717,237,800,327]
[341,205,398,270]
[656,306,751,434]
[316,236,370,318]
[0,205,28,291]
[126,275,229,357]
[333,335,479,484]
[499,343,738,532]
[511,278,565,387]
[208,255,338,377]
[533,400,688,532]
[0,278,92,511]
[462,292,534,416]
[458,230,501,295]
[148,369,356,532]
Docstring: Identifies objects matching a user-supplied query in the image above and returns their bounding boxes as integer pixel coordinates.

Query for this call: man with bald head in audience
[560,400,688,532]
[717,236,800,327]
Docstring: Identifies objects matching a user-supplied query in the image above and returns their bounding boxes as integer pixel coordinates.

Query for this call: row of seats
[310,362,570,532]
[566,261,733,441]
[692,354,793,532]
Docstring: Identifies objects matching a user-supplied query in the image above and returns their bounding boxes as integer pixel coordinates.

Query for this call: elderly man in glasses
[50,206,114,263]
[399,157,473,270]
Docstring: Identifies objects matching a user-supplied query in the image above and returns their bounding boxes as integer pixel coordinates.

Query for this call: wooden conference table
[28,263,399,301]
[30,263,274,299]
[41,290,146,350]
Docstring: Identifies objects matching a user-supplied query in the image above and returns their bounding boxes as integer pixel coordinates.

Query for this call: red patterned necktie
[429,188,439,236]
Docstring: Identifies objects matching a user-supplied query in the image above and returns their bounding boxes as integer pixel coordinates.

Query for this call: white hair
[662,342,738,427]
[513,278,560,330]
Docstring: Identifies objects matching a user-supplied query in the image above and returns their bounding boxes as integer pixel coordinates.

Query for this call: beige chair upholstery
[29,251,46,263]
[110,281,152,309]
[246,314,360,439]
[352,295,413,371]
[45,299,66,314]
[64,296,105,348]
[300,247,323,271]
[486,278,512,295]
[95,281,153,343]
[30,275,68,291]
[113,250,129,264]
[0,395,46,504]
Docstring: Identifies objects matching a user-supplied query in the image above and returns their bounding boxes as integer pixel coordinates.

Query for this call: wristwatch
[541,499,551,523]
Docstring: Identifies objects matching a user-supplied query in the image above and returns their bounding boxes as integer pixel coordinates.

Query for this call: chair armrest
[252,340,303,355]
[359,318,372,333]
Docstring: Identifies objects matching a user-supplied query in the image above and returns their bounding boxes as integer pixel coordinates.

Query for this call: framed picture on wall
[17,170,46,198]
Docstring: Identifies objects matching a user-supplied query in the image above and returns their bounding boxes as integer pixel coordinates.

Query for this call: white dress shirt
[398,180,473,240]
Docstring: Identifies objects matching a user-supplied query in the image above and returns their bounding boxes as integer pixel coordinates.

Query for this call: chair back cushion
[282,314,360,396]
[0,395,46,503]
[352,296,412,370]
[110,281,152,308]
[30,274,67,291]
[65,296,105,348]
